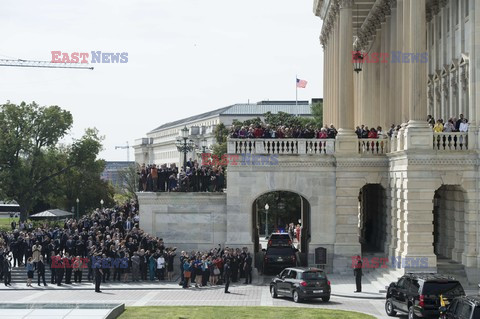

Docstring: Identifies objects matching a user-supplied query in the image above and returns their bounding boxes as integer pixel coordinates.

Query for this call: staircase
[436,256,472,289]
[360,253,403,293]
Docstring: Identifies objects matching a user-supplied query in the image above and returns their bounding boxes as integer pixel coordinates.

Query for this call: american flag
[296,78,307,88]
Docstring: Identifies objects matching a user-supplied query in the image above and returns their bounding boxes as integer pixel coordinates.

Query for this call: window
[397,278,407,289]
[409,280,420,294]
[288,271,297,279]
[302,271,326,280]
[279,269,288,278]
[422,282,465,296]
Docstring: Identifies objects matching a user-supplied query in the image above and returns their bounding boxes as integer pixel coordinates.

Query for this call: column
[324,41,329,125]
[395,0,403,125]
[337,0,354,134]
[401,0,410,125]
[334,15,340,128]
[335,0,358,152]
[380,19,387,129]
[404,0,433,150]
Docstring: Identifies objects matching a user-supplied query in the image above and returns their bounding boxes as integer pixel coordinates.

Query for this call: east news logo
[51,51,128,63]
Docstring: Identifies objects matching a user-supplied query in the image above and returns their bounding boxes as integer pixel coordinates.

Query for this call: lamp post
[76,198,79,220]
[201,138,207,154]
[100,199,104,210]
[265,203,269,238]
[175,126,195,172]
[353,50,363,73]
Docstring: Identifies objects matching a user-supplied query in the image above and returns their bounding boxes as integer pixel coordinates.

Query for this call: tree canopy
[0,102,114,219]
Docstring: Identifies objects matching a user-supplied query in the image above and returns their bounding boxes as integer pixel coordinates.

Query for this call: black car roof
[404,273,457,282]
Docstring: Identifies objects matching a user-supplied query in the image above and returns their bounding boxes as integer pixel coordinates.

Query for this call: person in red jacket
[367,128,378,139]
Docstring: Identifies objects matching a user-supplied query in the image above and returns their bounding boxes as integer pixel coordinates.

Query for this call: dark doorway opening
[358,184,387,253]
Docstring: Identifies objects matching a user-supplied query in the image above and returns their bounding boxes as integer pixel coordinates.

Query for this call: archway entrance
[252,191,310,268]
[358,184,387,253]
[433,185,465,263]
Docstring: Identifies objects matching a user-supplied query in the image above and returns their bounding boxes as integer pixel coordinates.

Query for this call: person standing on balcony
[434,120,444,132]
[455,114,465,131]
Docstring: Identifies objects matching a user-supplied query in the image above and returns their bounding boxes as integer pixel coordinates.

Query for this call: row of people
[139,161,225,192]
[229,124,338,139]
[429,114,469,133]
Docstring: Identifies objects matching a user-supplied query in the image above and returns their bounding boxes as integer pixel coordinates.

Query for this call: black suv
[267,233,293,248]
[270,267,331,303]
[385,273,465,318]
[442,296,480,319]
[263,247,297,274]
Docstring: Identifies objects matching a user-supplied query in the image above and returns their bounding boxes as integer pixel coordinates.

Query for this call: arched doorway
[433,185,466,263]
[252,191,311,268]
[358,184,387,253]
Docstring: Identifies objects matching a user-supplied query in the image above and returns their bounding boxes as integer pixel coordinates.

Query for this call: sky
[0,0,324,161]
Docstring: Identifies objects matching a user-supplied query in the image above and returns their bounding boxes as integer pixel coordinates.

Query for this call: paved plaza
[0,284,395,319]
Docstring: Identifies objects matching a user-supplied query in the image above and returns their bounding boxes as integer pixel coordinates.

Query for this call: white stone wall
[137,192,227,252]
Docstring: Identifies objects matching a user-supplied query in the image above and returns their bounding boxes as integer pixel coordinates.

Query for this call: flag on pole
[296,78,307,88]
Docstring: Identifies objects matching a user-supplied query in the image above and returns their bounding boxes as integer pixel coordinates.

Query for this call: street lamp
[353,50,363,73]
[76,198,79,220]
[265,203,269,239]
[100,199,104,210]
[175,126,195,172]
[201,138,207,154]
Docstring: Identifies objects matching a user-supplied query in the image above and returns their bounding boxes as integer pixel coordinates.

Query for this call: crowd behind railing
[139,162,225,193]
[0,201,251,291]
[228,113,469,141]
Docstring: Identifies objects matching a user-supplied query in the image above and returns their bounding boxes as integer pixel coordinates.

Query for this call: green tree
[0,102,112,220]
[311,101,323,126]
[117,163,140,201]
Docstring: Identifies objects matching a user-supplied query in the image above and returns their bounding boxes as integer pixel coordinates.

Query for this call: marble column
[404,0,432,150]
[336,0,357,152]
[395,0,404,125]
[334,15,340,128]
[380,20,387,130]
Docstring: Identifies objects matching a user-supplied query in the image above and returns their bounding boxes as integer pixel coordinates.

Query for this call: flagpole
[295,75,298,116]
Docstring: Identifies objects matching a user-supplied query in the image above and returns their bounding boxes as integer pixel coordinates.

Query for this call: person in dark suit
[455,114,465,131]
[56,254,64,286]
[94,257,103,293]
[243,253,252,284]
[37,256,47,286]
[3,254,12,286]
[353,255,363,293]
[224,259,232,293]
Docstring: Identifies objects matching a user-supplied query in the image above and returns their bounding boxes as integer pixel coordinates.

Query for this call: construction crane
[0,58,93,70]
[115,142,131,162]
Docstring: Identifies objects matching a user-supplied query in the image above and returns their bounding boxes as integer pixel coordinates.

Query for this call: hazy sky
[0,0,324,161]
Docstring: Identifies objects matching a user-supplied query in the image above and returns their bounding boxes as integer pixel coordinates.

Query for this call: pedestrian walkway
[0,303,124,319]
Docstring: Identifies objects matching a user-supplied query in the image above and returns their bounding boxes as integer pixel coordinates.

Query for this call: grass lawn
[0,217,19,231]
[118,306,375,319]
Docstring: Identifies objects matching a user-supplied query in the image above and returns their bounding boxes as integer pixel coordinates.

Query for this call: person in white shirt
[156,254,165,281]
[459,119,469,132]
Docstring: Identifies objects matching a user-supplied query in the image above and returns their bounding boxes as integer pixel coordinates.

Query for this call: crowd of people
[139,161,225,193]
[0,201,252,293]
[429,113,469,133]
[229,124,338,139]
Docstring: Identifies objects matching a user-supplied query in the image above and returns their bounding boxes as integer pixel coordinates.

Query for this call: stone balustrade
[358,138,390,155]
[433,132,468,151]
[227,138,335,155]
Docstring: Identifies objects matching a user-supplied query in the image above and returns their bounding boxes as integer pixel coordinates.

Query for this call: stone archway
[251,191,311,267]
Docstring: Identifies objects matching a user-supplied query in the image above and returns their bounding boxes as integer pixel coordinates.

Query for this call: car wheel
[270,285,278,298]
[293,290,302,303]
[408,306,418,319]
[385,298,397,316]
[321,295,330,302]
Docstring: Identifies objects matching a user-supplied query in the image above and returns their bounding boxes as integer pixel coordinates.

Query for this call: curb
[332,293,385,300]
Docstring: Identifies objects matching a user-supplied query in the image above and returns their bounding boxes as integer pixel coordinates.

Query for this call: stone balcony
[228,132,470,156]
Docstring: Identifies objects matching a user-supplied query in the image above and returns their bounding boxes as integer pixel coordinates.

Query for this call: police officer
[354,255,362,293]
[94,255,103,293]
[224,259,232,294]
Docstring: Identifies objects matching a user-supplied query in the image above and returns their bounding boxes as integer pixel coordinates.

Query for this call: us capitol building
[136,0,480,285]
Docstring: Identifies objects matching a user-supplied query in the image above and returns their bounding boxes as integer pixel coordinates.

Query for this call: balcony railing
[227,138,335,155]
[433,132,468,151]
[358,138,390,155]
